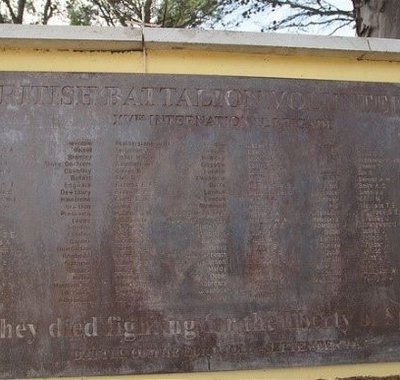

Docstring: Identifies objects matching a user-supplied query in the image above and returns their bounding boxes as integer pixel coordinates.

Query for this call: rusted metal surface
[1,72,400,378]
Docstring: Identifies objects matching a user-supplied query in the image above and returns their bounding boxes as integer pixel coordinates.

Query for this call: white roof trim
[1,25,400,62]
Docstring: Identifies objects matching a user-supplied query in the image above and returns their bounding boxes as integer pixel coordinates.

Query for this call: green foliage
[60,0,225,27]
[0,0,224,26]
[67,0,97,25]
[0,0,361,36]
[155,0,220,27]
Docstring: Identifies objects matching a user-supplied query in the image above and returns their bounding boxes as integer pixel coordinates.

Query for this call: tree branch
[262,0,352,18]
[42,0,53,24]
[329,20,353,35]
[16,0,26,23]
[162,0,168,27]
[143,0,152,24]
[1,0,17,23]
[92,0,116,26]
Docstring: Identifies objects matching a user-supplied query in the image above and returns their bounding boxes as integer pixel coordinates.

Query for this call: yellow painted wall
[2,46,400,83]
[1,44,400,380]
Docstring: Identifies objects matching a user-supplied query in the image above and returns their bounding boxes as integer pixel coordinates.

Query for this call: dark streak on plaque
[1,72,400,378]
[337,377,400,380]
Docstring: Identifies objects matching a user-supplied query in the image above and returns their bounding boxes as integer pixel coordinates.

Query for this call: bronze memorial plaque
[1,72,400,378]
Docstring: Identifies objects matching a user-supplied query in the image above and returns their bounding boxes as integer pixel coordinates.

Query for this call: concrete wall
[0,24,400,380]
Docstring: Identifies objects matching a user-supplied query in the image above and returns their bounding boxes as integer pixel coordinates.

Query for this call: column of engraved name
[0,145,19,306]
[356,154,398,286]
[111,141,155,305]
[196,143,228,300]
[245,143,288,300]
[310,131,341,296]
[55,140,93,303]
